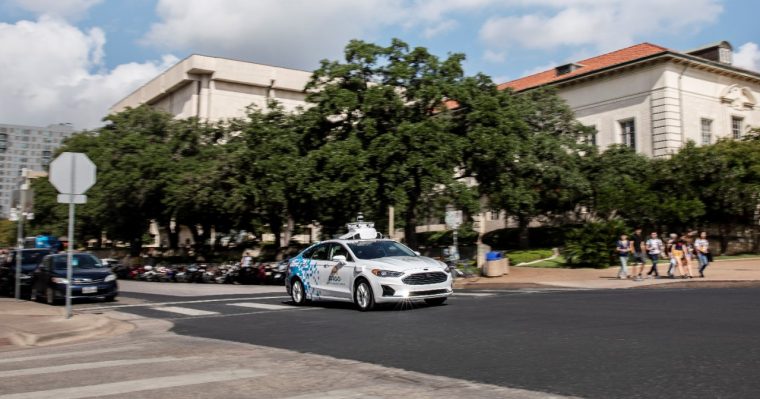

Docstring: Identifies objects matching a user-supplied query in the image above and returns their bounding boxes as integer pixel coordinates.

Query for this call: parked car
[0,248,54,297]
[30,253,118,304]
[286,219,452,311]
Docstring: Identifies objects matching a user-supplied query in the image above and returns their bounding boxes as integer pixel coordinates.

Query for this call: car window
[19,250,49,264]
[329,243,353,262]
[52,254,105,270]
[301,245,317,259]
[347,241,416,260]
[310,244,330,261]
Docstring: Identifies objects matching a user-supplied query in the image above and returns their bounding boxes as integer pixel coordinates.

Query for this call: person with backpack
[666,233,678,277]
[616,234,632,279]
[645,231,664,278]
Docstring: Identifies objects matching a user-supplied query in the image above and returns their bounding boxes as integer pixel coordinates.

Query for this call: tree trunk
[404,209,418,250]
[518,216,531,249]
[278,213,295,260]
[271,219,282,259]
[167,221,179,250]
[718,224,729,255]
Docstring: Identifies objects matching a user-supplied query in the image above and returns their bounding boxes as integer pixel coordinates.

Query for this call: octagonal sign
[49,152,97,195]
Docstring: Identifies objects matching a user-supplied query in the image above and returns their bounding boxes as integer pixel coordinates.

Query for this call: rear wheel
[104,295,116,302]
[424,297,447,306]
[354,279,375,311]
[291,279,307,306]
[46,287,61,305]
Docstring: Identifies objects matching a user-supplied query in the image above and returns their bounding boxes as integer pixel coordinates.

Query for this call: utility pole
[11,169,46,300]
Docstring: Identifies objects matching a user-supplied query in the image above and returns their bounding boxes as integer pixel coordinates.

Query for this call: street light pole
[14,169,27,301]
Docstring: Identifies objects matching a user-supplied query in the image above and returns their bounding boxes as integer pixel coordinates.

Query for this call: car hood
[358,256,446,272]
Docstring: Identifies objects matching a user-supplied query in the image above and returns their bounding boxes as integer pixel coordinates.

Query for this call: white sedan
[285,226,452,311]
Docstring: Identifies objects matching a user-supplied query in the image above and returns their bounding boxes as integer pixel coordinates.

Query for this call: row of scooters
[111,261,289,285]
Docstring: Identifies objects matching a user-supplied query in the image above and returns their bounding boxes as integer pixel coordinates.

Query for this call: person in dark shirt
[630,228,646,281]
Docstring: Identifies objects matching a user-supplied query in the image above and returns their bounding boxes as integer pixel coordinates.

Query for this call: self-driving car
[30,253,118,304]
[286,218,452,311]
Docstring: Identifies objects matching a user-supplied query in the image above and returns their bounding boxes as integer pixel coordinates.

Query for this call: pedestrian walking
[645,232,664,277]
[695,231,711,278]
[616,234,631,279]
[683,234,696,278]
[666,233,678,277]
[630,228,646,281]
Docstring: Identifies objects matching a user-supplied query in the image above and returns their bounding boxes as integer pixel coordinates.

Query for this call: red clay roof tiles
[498,43,670,92]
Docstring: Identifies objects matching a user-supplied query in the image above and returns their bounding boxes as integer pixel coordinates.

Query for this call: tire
[353,279,375,311]
[104,295,116,302]
[424,297,447,306]
[30,287,41,302]
[290,279,307,306]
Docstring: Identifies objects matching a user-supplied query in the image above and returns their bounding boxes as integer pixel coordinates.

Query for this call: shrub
[563,220,629,268]
[482,225,579,250]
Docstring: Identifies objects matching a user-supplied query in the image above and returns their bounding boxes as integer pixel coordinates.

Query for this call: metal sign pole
[14,178,26,301]
[65,156,76,319]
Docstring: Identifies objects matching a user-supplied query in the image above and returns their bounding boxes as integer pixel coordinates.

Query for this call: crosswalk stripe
[0,369,264,399]
[452,292,494,297]
[0,357,188,378]
[150,306,219,316]
[0,348,126,365]
[80,295,290,311]
[227,302,294,310]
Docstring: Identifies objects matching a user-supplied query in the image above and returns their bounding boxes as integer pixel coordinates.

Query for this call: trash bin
[484,251,508,277]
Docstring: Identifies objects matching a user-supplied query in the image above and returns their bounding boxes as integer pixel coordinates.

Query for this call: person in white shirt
[694,231,711,278]
[645,232,664,278]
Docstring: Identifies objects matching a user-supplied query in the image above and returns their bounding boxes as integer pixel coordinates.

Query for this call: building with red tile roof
[497,41,760,157]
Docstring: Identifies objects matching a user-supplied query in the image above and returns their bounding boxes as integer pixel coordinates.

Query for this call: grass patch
[506,248,555,265]
[714,253,760,261]
[523,256,567,268]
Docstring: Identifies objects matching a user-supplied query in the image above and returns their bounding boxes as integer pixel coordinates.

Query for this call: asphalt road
[82,284,760,399]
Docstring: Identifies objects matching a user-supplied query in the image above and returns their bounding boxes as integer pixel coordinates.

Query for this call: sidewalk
[455,257,760,290]
[0,298,133,351]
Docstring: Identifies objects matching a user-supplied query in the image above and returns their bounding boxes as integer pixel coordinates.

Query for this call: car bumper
[370,275,453,303]
[51,282,118,299]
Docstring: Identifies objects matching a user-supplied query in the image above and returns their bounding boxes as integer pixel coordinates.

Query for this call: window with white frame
[732,116,744,139]
[619,119,635,149]
[701,118,713,145]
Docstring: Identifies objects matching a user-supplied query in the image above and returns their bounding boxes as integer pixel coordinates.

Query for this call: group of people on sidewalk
[616,229,712,281]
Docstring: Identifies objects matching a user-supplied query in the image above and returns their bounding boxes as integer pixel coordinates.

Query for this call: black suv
[0,248,54,297]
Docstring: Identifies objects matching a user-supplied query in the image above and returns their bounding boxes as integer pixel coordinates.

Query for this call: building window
[701,118,713,145]
[41,151,51,165]
[620,119,636,149]
[732,116,744,139]
[0,133,6,153]
[490,210,500,221]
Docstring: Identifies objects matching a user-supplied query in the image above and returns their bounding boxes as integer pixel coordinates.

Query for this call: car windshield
[15,250,49,264]
[52,255,105,270]
[347,241,416,260]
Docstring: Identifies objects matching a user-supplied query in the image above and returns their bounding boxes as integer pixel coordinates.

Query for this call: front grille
[72,278,104,284]
[402,272,447,285]
[409,289,449,297]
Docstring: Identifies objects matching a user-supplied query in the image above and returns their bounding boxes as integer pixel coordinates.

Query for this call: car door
[318,243,355,300]
[307,243,332,299]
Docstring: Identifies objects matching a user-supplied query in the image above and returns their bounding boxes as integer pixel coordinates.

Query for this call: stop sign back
[49,152,97,195]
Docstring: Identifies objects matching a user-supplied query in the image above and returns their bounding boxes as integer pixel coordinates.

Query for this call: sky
[0,0,759,129]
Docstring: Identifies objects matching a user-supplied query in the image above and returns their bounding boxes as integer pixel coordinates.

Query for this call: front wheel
[290,279,307,306]
[424,297,447,306]
[354,279,375,311]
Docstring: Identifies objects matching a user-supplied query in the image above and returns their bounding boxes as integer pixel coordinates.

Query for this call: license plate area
[82,286,97,294]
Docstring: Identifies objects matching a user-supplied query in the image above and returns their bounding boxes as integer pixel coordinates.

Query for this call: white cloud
[422,19,458,39]
[734,42,760,72]
[483,49,507,63]
[0,16,177,129]
[479,0,723,52]
[9,0,101,20]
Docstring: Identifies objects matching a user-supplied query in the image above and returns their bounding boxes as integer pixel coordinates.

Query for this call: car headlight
[105,274,117,282]
[371,269,404,278]
[51,277,69,284]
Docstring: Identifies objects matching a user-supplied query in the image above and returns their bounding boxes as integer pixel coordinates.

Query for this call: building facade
[501,41,760,158]
[110,54,312,120]
[0,123,74,217]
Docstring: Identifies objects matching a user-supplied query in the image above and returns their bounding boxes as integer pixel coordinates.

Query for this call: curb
[6,315,135,347]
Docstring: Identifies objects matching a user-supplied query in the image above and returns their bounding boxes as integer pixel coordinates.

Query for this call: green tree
[465,88,592,248]
[303,39,480,248]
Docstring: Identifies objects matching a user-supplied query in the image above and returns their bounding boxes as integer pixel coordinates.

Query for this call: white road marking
[227,302,294,310]
[452,292,494,297]
[0,348,127,364]
[0,357,189,378]
[0,369,264,399]
[150,306,219,316]
[282,389,382,399]
[80,295,290,311]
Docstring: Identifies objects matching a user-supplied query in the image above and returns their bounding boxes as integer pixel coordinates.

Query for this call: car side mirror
[332,255,347,264]
[414,251,421,256]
